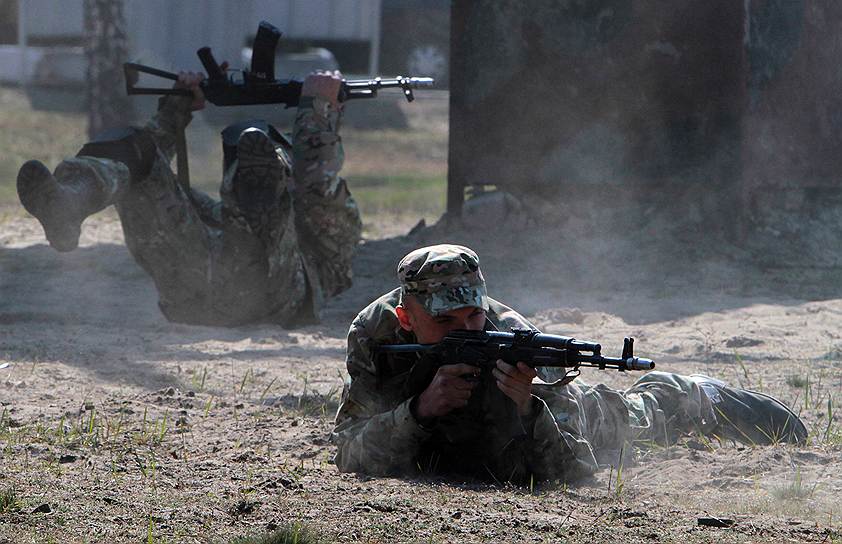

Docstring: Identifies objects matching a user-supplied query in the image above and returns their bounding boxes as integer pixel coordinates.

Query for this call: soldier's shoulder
[351,288,402,341]
[487,297,537,332]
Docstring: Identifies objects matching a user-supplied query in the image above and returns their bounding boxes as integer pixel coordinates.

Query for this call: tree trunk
[84,0,132,138]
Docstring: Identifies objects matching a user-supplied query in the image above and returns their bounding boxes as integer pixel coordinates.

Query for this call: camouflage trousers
[93,150,361,327]
[535,371,722,465]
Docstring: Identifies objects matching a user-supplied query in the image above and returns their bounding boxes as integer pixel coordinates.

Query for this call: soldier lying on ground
[331,244,807,484]
[17,69,362,327]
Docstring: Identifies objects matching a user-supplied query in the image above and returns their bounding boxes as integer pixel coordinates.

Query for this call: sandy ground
[1,208,841,543]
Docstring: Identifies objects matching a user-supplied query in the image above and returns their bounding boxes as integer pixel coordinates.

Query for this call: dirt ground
[1,203,841,544]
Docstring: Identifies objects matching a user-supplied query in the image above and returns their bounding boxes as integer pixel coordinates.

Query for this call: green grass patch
[770,469,816,501]
[352,174,445,216]
[0,487,22,515]
[230,523,327,544]
[785,374,809,389]
[0,88,88,207]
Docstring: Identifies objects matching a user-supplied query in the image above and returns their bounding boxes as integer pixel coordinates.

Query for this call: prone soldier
[332,244,808,483]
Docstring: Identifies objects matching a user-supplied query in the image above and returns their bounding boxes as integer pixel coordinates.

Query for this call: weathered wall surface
[449,0,746,217]
[450,0,842,235]
[742,2,842,229]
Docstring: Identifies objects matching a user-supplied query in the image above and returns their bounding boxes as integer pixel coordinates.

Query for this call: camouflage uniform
[332,245,807,484]
[19,95,361,327]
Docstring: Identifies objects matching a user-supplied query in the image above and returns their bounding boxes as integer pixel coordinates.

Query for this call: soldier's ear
[395,305,413,331]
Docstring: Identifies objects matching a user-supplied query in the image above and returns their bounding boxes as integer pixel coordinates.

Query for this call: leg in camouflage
[624,371,808,446]
[535,371,807,467]
[16,129,307,326]
[17,157,125,252]
[16,126,162,252]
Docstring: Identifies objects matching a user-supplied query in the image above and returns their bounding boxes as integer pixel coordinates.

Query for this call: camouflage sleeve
[331,320,431,476]
[292,96,344,196]
[142,96,193,163]
[524,397,600,483]
[289,96,362,300]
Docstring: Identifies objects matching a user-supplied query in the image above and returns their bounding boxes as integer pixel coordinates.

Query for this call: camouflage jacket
[136,95,359,326]
[332,288,600,484]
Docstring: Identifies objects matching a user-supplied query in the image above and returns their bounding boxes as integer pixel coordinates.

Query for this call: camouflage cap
[397,244,488,315]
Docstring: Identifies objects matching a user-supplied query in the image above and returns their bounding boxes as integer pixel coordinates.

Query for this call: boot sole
[236,129,283,181]
[17,160,58,218]
[233,129,283,215]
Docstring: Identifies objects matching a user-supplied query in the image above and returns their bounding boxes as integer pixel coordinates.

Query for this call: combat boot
[228,128,285,228]
[17,158,118,252]
[690,375,808,446]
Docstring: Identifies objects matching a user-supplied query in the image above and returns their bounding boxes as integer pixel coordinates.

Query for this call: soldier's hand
[301,70,343,109]
[493,360,537,417]
[175,71,205,111]
[413,363,479,421]
[174,61,227,112]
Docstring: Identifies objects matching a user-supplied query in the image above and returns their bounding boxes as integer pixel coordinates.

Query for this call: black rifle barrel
[375,330,655,372]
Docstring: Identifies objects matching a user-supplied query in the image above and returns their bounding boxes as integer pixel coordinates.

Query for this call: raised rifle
[123,20,435,107]
[121,20,433,193]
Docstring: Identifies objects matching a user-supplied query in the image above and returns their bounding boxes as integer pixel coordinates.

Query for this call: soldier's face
[397,297,486,344]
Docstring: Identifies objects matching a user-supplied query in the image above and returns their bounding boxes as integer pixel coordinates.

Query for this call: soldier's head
[395,244,489,343]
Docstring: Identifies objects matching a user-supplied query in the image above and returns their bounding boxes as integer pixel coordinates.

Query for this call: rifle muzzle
[625,357,655,371]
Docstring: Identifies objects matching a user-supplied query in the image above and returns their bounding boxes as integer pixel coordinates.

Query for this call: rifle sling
[175,116,190,194]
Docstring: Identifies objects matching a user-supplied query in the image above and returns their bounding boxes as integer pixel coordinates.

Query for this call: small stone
[164,387,176,396]
[697,517,734,528]
[686,439,707,451]
[32,503,52,514]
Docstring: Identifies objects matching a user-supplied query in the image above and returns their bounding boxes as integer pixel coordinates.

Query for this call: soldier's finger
[439,375,475,391]
[516,362,537,379]
[445,387,473,401]
[495,360,518,376]
[492,368,531,393]
[438,364,480,377]
[497,361,537,383]
[494,362,531,385]
[444,396,470,410]
[496,379,526,403]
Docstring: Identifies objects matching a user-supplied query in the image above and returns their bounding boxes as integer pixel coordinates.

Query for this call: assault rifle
[376,329,654,385]
[123,20,435,106]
